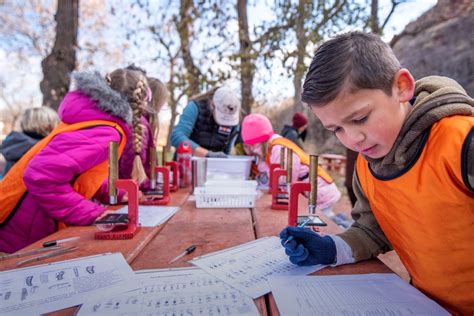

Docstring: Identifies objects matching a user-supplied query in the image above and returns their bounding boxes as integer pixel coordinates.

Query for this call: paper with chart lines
[190,236,326,298]
[0,253,138,316]
[269,274,449,316]
[78,267,259,316]
[117,205,179,227]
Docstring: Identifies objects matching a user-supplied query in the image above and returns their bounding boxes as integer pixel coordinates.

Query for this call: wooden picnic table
[0,188,191,271]
[319,153,347,175]
[0,189,191,316]
[0,185,394,316]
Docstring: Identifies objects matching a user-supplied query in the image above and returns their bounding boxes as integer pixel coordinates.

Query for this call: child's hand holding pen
[283,217,312,245]
[279,223,337,266]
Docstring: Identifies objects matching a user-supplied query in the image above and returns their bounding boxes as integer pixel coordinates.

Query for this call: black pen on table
[43,236,80,247]
[168,245,196,264]
[283,217,312,246]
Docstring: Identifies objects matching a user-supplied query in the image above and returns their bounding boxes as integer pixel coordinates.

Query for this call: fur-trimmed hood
[71,71,132,124]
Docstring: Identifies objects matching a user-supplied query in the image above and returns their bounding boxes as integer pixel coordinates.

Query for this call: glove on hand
[280,226,336,266]
[206,151,228,158]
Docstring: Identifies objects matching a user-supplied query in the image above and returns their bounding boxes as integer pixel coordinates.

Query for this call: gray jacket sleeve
[337,171,393,262]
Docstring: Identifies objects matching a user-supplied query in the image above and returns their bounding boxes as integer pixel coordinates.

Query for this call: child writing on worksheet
[280,31,473,315]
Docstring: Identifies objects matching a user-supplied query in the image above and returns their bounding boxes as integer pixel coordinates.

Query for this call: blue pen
[283,217,312,246]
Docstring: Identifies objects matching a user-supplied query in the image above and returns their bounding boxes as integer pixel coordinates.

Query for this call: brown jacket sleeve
[337,171,393,261]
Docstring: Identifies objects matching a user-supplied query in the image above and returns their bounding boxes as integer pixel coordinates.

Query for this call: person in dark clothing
[170,87,241,158]
[0,107,59,178]
[344,148,358,207]
[280,112,308,149]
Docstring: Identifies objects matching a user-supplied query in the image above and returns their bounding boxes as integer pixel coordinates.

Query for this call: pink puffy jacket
[0,91,131,253]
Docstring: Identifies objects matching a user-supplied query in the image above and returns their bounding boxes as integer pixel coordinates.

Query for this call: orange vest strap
[267,137,333,183]
[356,115,474,314]
[0,120,126,224]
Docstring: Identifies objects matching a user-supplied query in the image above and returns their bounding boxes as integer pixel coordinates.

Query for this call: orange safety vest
[0,120,127,224]
[267,137,333,184]
[356,115,474,315]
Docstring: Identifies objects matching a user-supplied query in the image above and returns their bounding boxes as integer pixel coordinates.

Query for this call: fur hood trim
[72,71,132,124]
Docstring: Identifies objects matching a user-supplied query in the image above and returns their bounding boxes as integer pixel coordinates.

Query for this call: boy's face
[310,75,413,159]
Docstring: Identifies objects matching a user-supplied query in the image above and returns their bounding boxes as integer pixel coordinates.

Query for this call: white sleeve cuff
[330,235,355,266]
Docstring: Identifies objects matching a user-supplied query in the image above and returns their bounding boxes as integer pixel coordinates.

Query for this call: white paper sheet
[269,273,449,316]
[190,236,326,299]
[0,253,139,316]
[117,205,179,227]
[77,267,260,316]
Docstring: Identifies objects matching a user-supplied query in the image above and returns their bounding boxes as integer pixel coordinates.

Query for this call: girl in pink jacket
[0,69,150,253]
[241,113,341,215]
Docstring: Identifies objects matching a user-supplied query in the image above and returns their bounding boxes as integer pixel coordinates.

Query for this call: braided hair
[107,68,149,184]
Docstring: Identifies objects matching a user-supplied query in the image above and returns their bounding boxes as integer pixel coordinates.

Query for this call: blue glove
[279,226,336,266]
[206,151,227,158]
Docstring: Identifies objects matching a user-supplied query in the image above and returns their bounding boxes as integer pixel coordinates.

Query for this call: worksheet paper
[77,267,260,316]
[269,274,449,316]
[117,205,179,227]
[0,253,139,316]
[190,236,326,299]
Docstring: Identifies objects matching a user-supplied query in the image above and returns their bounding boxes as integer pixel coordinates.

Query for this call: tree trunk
[40,0,78,110]
[237,0,254,115]
[370,0,380,34]
[166,53,183,147]
[178,0,200,96]
[293,0,308,112]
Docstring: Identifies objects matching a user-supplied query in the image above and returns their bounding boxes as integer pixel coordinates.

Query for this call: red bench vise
[287,155,326,227]
[161,147,179,192]
[271,148,292,210]
[95,141,140,240]
[142,146,170,205]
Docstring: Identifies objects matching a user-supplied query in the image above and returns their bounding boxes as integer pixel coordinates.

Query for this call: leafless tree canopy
[1,0,449,152]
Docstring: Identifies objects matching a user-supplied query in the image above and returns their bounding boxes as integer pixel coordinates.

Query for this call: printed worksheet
[117,205,179,227]
[190,236,326,299]
[0,253,139,316]
[78,267,260,316]
[269,274,449,316]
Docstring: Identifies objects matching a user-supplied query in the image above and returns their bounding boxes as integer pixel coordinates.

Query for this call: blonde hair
[107,68,149,184]
[20,107,60,137]
[147,77,168,144]
[148,77,168,112]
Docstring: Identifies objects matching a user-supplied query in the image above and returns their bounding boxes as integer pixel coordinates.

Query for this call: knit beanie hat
[241,113,274,145]
[292,112,308,129]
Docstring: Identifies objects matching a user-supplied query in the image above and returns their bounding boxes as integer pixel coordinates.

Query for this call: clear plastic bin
[206,156,254,180]
[194,186,258,208]
[204,180,258,189]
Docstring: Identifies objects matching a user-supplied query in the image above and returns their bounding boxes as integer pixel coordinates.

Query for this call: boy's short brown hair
[302,31,401,106]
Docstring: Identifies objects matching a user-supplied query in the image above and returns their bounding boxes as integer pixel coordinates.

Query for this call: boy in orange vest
[280,31,473,314]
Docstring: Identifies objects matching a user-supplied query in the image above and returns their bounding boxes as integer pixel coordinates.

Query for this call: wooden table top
[1,186,394,316]
[130,198,269,315]
[0,188,192,272]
